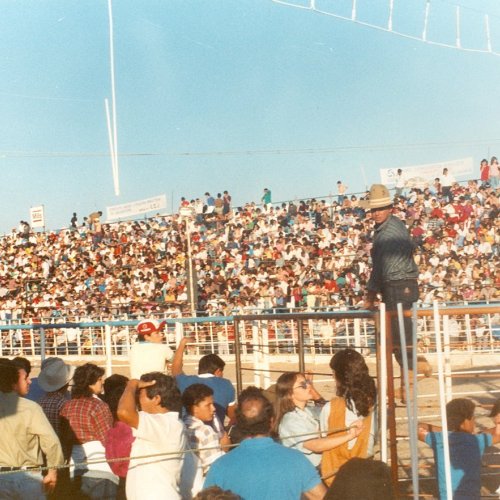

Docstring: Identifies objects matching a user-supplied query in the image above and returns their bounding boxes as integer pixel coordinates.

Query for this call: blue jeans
[75,475,118,500]
[0,470,45,500]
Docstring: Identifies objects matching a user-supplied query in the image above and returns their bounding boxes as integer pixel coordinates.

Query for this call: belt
[0,466,38,472]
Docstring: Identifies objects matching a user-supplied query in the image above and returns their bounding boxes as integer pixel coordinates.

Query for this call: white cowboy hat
[359,184,393,209]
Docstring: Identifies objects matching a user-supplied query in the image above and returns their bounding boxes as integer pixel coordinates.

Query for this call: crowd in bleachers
[0,178,498,324]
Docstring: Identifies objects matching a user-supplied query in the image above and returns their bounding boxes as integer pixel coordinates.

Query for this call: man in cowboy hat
[361,184,430,402]
[37,358,75,436]
[129,319,174,379]
[37,358,74,498]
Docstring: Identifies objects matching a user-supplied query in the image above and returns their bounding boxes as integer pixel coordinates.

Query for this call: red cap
[137,319,166,336]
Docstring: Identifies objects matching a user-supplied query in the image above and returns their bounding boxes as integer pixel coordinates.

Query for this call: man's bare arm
[171,337,189,376]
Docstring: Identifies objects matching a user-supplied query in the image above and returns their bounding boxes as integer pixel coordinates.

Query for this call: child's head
[490,399,500,425]
[139,372,181,412]
[182,383,216,422]
[446,398,475,432]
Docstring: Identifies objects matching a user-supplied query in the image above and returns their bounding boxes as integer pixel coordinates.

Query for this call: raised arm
[418,422,442,442]
[171,337,190,376]
[117,379,155,429]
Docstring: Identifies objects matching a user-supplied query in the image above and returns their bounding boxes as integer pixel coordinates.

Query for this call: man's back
[129,342,172,379]
[204,437,322,500]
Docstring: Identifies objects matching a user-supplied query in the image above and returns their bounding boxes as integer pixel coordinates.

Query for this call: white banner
[106,194,167,221]
[380,157,474,186]
[30,205,45,228]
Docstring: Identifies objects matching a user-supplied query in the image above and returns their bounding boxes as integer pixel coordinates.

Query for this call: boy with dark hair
[173,339,236,424]
[198,354,225,375]
[118,372,186,500]
[418,398,500,500]
[182,384,229,497]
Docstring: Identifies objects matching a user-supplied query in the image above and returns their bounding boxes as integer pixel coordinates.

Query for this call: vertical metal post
[105,325,112,377]
[378,304,388,463]
[40,328,46,363]
[385,311,399,496]
[297,319,305,373]
[234,319,243,396]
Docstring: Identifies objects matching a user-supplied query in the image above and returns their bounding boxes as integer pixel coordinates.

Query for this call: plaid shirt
[60,396,112,446]
[38,391,68,437]
[184,415,224,474]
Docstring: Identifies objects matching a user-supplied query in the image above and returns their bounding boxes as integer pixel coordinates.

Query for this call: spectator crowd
[0,178,497,326]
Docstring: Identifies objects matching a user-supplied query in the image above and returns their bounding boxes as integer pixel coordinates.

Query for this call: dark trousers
[382,279,419,370]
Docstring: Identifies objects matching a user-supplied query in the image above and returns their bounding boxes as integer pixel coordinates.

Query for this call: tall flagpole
[107,0,120,196]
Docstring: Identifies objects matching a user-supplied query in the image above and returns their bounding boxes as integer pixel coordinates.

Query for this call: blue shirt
[279,406,321,466]
[425,431,492,500]
[204,437,321,500]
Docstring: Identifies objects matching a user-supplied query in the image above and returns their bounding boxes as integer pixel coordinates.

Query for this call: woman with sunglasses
[274,371,363,470]
[320,349,377,486]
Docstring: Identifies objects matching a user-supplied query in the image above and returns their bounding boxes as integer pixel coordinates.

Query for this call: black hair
[106,386,127,422]
[103,374,129,399]
[182,383,214,415]
[330,349,376,417]
[325,458,395,500]
[12,356,31,375]
[0,358,17,393]
[140,372,181,412]
[198,354,225,375]
[235,386,274,438]
[72,363,105,399]
[446,398,475,431]
[194,486,241,500]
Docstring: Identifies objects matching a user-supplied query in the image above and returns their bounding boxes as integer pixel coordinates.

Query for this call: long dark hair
[71,363,105,399]
[273,372,301,432]
[330,349,376,417]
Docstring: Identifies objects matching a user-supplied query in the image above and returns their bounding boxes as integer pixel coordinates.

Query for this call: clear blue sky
[1,0,500,233]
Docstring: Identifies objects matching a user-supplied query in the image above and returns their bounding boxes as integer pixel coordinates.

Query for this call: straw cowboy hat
[38,357,75,392]
[359,184,393,209]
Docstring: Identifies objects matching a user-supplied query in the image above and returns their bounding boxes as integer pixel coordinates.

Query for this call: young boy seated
[118,372,186,500]
[181,383,230,498]
[418,398,500,500]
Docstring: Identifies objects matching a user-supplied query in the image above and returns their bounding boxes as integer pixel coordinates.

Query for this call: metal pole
[385,310,399,495]
[104,325,113,377]
[186,219,196,318]
[297,319,305,373]
[397,304,418,500]
[40,328,46,363]
[378,305,388,463]
[234,319,243,395]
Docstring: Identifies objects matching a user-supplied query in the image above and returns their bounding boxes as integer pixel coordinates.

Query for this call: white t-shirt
[126,411,186,500]
[129,342,173,379]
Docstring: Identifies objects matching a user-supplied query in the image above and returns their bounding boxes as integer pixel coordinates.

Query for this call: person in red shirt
[60,363,118,498]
